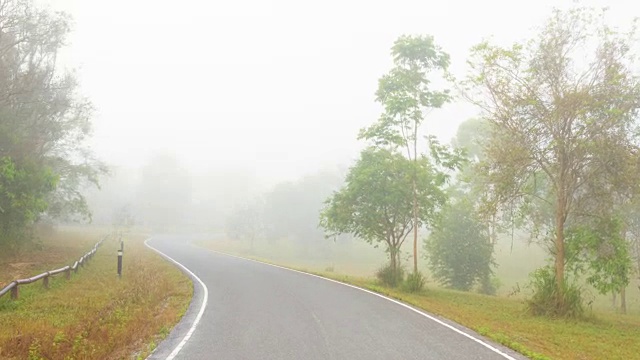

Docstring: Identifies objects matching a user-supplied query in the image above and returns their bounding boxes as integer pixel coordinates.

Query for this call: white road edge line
[205,248,518,360]
[144,238,209,360]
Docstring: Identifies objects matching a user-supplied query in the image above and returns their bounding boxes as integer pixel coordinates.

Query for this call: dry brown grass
[0,228,192,360]
[0,227,99,288]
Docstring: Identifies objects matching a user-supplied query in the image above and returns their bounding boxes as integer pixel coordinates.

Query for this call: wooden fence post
[0,235,107,301]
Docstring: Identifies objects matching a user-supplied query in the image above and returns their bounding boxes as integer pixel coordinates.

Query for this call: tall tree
[464,7,640,314]
[136,153,191,231]
[451,118,514,247]
[614,199,640,313]
[0,0,105,249]
[359,35,451,274]
[566,216,631,303]
[320,147,446,283]
[262,169,344,246]
[226,198,264,250]
[451,118,489,162]
[628,207,640,292]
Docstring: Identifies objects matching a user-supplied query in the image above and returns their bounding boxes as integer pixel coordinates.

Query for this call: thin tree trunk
[412,120,419,274]
[490,213,497,246]
[555,194,567,307]
[612,291,617,309]
[413,178,418,274]
[620,287,627,314]
[636,242,640,296]
[390,246,397,273]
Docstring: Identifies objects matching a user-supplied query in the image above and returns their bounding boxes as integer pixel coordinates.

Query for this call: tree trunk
[620,286,627,314]
[636,242,640,296]
[555,194,567,308]
[413,178,418,274]
[390,246,397,273]
[412,121,419,275]
[612,291,617,309]
[490,213,497,245]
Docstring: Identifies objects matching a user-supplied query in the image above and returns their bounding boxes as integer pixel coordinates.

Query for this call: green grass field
[198,236,640,360]
[0,227,192,360]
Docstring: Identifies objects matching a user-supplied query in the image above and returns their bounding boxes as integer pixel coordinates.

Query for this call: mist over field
[2,0,640,326]
[5,0,640,358]
[42,0,635,313]
[6,0,640,360]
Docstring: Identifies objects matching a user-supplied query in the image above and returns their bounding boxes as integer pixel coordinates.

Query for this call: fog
[43,0,635,182]
[36,0,639,306]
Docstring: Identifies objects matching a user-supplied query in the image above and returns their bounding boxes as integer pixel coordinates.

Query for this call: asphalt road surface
[146,235,528,360]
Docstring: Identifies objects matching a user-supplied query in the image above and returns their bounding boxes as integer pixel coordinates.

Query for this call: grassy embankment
[198,238,640,360]
[0,227,192,360]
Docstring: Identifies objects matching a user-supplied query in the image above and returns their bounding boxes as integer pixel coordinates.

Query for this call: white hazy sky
[41,0,639,183]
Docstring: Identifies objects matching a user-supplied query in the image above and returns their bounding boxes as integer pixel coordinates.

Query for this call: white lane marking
[205,249,518,360]
[144,238,209,360]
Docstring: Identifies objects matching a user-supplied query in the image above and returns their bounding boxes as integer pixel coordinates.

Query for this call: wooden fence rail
[0,235,108,300]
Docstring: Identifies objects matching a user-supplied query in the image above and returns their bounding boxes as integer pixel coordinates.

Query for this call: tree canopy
[426,198,494,292]
[320,147,447,277]
[464,7,640,314]
[359,34,451,274]
[0,0,105,249]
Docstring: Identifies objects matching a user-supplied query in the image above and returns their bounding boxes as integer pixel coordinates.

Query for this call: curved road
[146,235,527,360]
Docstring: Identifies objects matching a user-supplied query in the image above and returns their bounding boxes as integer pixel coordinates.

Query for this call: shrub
[403,271,426,292]
[526,266,584,318]
[376,263,405,287]
[479,275,500,295]
[425,200,494,292]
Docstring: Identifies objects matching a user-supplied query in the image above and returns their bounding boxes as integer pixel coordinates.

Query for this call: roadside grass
[0,227,101,288]
[0,228,192,360]
[198,238,640,360]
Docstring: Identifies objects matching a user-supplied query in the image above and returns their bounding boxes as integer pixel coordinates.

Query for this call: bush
[479,275,500,296]
[403,271,426,292]
[425,200,494,292]
[526,266,584,318]
[376,263,405,287]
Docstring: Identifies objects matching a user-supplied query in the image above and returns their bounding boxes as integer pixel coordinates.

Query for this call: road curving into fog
[146,235,528,360]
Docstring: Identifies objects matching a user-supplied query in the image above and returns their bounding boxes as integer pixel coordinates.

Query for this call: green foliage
[464,6,640,314]
[359,34,451,152]
[425,199,494,291]
[451,118,489,162]
[320,147,446,272]
[28,340,43,360]
[403,271,425,293]
[623,203,640,294]
[0,157,57,249]
[566,217,632,295]
[479,276,500,296]
[343,34,458,275]
[376,263,405,287]
[0,0,105,249]
[526,267,584,318]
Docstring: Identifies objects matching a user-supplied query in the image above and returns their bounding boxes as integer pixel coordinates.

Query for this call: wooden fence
[0,235,108,300]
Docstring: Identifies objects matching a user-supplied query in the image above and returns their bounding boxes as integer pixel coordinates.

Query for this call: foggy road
[146,235,527,360]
